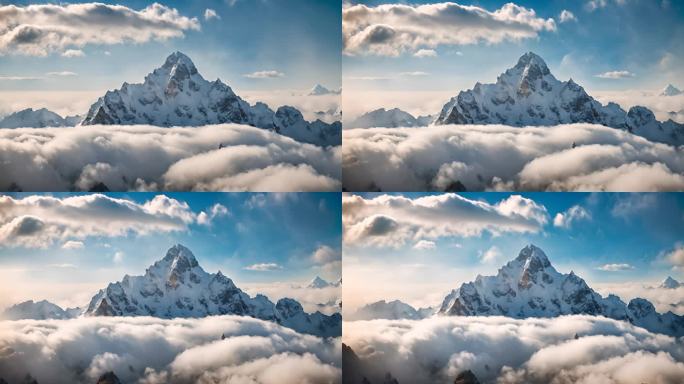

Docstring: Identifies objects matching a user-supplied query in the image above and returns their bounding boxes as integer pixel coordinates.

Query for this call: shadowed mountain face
[80,51,340,146]
[439,244,684,337]
[435,52,684,146]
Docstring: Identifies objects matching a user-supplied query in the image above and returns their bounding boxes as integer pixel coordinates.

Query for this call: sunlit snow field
[0,124,341,192]
[342,124,684,192]
[0,315,341,384]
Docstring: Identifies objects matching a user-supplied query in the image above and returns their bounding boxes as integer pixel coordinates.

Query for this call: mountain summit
[75,244,340,337]
[438,244,684,337]
[660,84,682,97]
[81,52,340,146]
[435,52,684,146]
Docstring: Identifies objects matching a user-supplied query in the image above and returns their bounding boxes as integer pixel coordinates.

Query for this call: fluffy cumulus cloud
[342,193,548,248]
[0,194,194,248]
[204,8,220,21]
[0,315,340,384]
[413,240,436,250]
[0,3,199,56]
[663,244,684,268]
[343,315,684,384]
[0,124,341,192]
[553,205,591,228]
[559,9,577,23]
[197,203,229,226]
[342,2,556,56]
[342,124,684,192]
[413,49,437,58]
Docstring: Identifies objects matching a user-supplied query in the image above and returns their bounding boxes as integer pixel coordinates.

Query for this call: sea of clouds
[344,315,684,384]
[0,124,341,192]
[0,315,341,384]
[342,124,684,191]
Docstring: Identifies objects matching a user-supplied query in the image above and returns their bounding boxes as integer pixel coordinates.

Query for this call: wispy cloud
[61,240,84,250]
[595,70,635,79]
[597,263,635,271]
[413,49,437,58]
[559,9,577,23]
[46,71,77,77]
[204,8,220,21]
[244,70,285,79]
[553,205,591,228]
[61,49,85,58]
[244,263,283,271]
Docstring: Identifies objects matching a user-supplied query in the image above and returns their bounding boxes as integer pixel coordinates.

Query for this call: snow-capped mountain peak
[81,52,340,146]
[434,52,684,146]
[660,84,682,96]
[308,83,339,96]
[308,276,331,289]
[0,108,80,128]
[660,276,681,289]
[438,244,684,337]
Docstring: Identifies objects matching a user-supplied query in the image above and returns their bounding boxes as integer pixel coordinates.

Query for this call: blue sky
[343,0,684,117]
[343,192,684,310]
[0,192,341,309]
[0,0,341,94]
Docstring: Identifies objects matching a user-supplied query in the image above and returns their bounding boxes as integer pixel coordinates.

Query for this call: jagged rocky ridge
[80,52,340,146]
[2,244,340,337]
[435,52,684,146]
[349,108,434,128]
[2,300,81,320]
[439,244,684,337]
[306,275,342,289]
[349,299,435,321]
[0,108,81,128]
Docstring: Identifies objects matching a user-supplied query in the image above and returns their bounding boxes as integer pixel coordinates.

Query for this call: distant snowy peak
[78,244,341,337]
[308,84,340,96]
[81,51,340,146]
[434,52,684,146]
[306,276,341,289]
[350,107,434,128]
[2,300,71,320]
[660,84,682,96]
[660,276,682,289]
[0,108,80,128]
[350,299,422,321]
[438,244,684,337]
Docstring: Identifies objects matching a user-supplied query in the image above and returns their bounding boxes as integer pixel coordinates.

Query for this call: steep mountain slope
[660,84,682,96]
[349,300,422,321]
[0,108,79,128]
[80,52,340,146]
[660,276,682,289]
[435,52,684,146]
[349,108,433,128]
[1,300,72,320]
[439,244,684,337]
[81,244,340,337]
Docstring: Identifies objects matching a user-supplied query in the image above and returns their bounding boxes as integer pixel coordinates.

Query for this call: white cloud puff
[0,3,199,56]
[0,194,194,248]
[343,2,555,56]
[0,315,340,384]
[595,70,635,79]
[553,205,591,228]
[204,8,220,21]
[343,315,684,384]
[413,49,437,58]
[244,70,285,79]
[559,10,577,23]
[597,263,634,271]
[197,203,229,226]
[413,240,436,250]
[0,124,341,192]
[342,193,548,248]
[244,263,282,271]
[342,124,684,192]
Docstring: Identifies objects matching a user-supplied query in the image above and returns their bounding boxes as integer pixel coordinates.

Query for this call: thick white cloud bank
[0,3,199,56]
[343,193,548,247]
[343,2,555,56]
[0,315,341,384]
[344,316,684,384]
[342,124,684,192]
[0,124,341,192]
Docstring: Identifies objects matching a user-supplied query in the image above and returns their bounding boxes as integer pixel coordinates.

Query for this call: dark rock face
[454,370,480,384]
[96,371,122,384]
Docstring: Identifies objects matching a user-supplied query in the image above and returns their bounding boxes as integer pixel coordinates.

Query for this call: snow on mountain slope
[307,276,332,289]
[0,108,78,128]
[660,276,682,289]
[349,108,434,128]
[660,84,682,97]
[2,300,72,320]
[81,244,340,337]
[439,244,684,337]
[435,52,684,146]
[80,52,340,146]
[308,84,340,96]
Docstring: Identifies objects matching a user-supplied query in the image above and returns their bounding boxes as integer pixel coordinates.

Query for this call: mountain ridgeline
[78,52,340,146]
[2,244,340,338]
[353,245,683,337]
[434,52,684,145]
